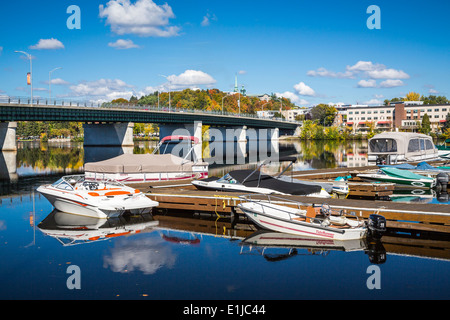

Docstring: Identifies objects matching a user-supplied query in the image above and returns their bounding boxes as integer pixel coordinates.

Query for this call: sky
[0,0,449,106]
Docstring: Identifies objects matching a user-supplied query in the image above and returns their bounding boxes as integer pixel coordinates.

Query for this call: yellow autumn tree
[403,92,421,101]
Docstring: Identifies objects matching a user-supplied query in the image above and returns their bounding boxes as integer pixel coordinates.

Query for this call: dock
[129,165,450,236]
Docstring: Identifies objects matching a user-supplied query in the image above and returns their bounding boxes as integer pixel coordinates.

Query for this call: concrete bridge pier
[159,121,203,162]
[83,122,134,147]
[0,122,17,151]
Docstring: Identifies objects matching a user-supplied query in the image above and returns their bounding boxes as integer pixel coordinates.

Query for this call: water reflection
[38,210,159,246]
[240,230,386,264]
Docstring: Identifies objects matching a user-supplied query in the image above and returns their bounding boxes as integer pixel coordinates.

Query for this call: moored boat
[367,132,440,165]
[192,157,333,198]
[357,167,436,189]
[85,135,209,183]
[37,175,159,219]
[237,195,386,240]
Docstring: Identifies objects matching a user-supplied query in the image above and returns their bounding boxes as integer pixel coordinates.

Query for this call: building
[344,102,450,133]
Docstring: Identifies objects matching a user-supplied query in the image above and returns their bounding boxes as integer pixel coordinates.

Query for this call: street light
[159,74,171,112]
[49,67,62,101]
[15,50,33,106]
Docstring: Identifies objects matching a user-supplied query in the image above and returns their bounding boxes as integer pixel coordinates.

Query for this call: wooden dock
[140,186,450,235]
[128,165,450,236]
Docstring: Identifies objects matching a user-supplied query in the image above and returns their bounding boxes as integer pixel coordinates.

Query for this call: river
[0,140,449,300]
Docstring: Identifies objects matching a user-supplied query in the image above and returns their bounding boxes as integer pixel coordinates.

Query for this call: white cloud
[201,13,217,27]
[379,79,405,88]
[346,61,385,72]
[307,67,353,79]
[429,88,439,94]
[366,68,409,80]
[363,98,383,105]
[166,70,216,88]
[69,78,135,102]
[293,81,315,96]
[108,39,140,49]
[29,38,65,50]
[276,91,308,105]
[99,0,180,37]
[48,78,70,85]
[238,70,247,75]
[357,79,377,88]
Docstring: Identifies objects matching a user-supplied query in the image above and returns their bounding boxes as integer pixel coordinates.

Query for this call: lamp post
[159,74,171,112]
[15,51,33,106]
[222,95,227,115]
[49,67,62,101]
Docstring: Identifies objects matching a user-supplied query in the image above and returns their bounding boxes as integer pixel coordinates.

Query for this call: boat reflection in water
[240,230,386,264]
[38,210,159,246]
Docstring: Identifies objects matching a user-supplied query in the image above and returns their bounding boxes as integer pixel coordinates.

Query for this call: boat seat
[305,207,316,223]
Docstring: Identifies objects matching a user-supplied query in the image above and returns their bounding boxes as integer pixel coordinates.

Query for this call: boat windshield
[217,173,238,184]
[51,178,74,191]
[369,138,397,153]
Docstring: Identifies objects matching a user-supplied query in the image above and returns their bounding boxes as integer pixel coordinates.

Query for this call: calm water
[0,140,449,300]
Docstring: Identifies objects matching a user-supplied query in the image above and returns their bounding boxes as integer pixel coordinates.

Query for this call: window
[420,139,425,151]
[425,139,434,150]
[370,139,397,153]
[408,139,420,152]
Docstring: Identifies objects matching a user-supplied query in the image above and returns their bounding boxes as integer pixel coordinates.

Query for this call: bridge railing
[0,95,301,125]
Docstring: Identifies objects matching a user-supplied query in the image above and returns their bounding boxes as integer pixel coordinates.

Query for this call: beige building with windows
[343,102,450,133]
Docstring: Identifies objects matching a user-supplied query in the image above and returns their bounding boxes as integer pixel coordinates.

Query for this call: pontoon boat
[85,136,209,183]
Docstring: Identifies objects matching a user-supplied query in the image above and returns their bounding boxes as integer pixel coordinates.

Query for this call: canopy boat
[85,135,209,183]
[357,167,436,189]
[367,132,440,165]
[37,175,159,219]
[192,157,332,198]
[237,195,386,240]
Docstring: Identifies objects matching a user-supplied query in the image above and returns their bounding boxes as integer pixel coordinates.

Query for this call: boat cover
[228,170,322,195]
[378,163,416,170]
[415,162,437,171]
[380,167,432,180]
[85,154,207,173]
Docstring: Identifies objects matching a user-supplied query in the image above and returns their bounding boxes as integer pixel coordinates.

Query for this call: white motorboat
[237,195,386,240]
[192,157,332,198]
[84,135,209,183]
[37,175,159,219]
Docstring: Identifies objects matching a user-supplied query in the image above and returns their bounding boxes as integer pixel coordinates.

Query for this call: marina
[0,139,449,300]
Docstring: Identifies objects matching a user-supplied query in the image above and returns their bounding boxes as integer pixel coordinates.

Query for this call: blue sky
[0,0,448,106]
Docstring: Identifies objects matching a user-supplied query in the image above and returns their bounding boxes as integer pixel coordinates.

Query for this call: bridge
[0,97,301,156]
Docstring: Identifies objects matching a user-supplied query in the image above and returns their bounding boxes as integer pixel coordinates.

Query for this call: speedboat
[237,195,386,240]
[37,175,159,219]
[192,157,332,198]
[84,135,209,183]
[357,167,436,189]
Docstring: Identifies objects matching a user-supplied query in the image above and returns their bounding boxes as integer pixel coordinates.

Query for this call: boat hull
[238,202,367,241]
[357,173,435,188]
[37,186,158,219]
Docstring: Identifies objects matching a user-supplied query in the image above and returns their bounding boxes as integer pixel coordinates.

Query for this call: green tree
[310,104,337,126]
[420,113,431,135]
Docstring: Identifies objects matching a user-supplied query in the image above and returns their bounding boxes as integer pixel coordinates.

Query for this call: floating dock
[129,165,450,236]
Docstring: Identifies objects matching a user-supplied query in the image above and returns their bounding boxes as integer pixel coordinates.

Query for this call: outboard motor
[367,214,387,240]
[436,173,449,192]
